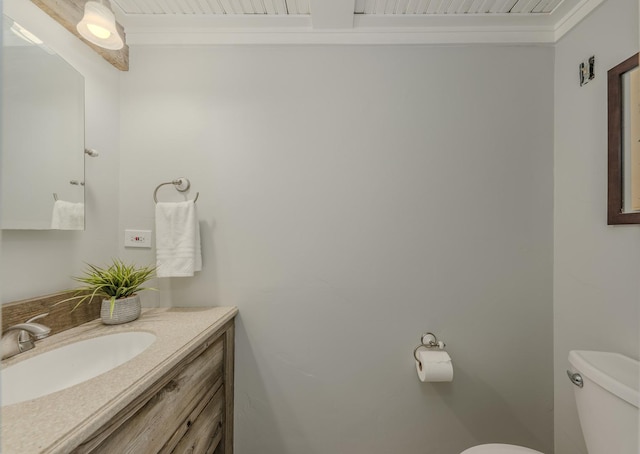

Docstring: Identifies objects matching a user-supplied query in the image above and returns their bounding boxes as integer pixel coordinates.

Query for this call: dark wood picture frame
[608,52,640,224]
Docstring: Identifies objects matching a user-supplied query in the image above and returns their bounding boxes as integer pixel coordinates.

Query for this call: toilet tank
[568,350,639,454]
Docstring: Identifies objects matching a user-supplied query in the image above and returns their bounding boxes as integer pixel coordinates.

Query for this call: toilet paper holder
[413,332,446,370]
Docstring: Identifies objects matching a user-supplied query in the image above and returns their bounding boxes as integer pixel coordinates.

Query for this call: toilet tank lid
[568,350,639,408]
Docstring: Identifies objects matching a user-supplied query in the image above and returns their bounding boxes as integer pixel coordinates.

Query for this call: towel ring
[153,177,199,204]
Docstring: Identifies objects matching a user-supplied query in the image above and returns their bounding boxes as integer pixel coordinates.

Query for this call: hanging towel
[51,200,84,230]
[155,200,202,277]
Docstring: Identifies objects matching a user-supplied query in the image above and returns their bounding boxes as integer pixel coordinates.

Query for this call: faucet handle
[25,313,49,323]
[18,313,51,344]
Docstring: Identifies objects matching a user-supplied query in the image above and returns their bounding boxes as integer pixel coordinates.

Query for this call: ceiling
[112,0,606,45]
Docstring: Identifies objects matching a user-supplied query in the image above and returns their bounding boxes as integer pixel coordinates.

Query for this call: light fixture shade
[76,0,124,50]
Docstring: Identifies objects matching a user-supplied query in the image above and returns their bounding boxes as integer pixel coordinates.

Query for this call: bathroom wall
[119,45,554,453]
[1,0,121,303]
[553,0,640,453]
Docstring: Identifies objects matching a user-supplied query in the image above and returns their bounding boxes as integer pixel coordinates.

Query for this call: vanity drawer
[74,336,224,453]
[169,385,224,454]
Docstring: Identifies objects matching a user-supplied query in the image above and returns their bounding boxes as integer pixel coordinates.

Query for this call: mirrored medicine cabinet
[1,13,85,230]
[608,52,640,225]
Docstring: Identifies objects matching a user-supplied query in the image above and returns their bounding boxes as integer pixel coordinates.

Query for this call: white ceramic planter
[101,294,141,325]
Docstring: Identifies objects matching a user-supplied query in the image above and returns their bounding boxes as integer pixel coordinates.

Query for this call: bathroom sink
[1,331,156,406]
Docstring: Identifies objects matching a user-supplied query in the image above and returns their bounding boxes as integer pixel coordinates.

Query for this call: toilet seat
[460,444,544,454]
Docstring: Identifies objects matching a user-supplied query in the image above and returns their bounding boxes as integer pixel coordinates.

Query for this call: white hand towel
[155,200,202,277]
[51,200,84,230]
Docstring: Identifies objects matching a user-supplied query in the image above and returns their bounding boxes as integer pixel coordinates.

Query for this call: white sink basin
[1,331,156,406]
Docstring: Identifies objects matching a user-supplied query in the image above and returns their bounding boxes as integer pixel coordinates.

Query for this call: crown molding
[120,0,606,46]
[553,0,605,42]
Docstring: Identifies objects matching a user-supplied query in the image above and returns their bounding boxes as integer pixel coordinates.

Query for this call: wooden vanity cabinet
[72,320,235,454]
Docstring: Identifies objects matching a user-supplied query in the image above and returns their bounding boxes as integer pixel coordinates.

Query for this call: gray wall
[119,45,554,453]
[1,0,121,303]
[554,1,640,453]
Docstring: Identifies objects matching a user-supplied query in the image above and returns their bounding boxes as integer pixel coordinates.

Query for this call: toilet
[461,350,639,454]
[460,444,542,453]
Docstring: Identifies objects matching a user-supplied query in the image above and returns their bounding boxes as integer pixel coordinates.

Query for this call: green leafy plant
[63,259,156,317]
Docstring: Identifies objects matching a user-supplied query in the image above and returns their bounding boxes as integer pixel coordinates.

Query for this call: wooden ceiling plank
[405,0,419,13]
[504,0,518,12]
[396,0,409,14]
[425,0,434,13]
[272,0,286,13]
[543,0,562,13]
[148,0,169,13]
[129,0,150,13]
[287,0,298,14]
[309,0,355,27]
[121,0,145,14]
[532,0,550,12]
[509,0,527,13]
[113,0,141,14]
[447,0,464,13]
[523,0,542,13]
[458,0,474,13]
[161,0,186,13]
[151,0,176,14]
[355,0,366,13]
[364,0,376,14]
[238,0,252,13]
[200,0,220,14]
[181,0,203,14]
[297,0,310,14]
[416,0,429,14]
[263,0,276,14]
[489,0,504,12]
[178,0,195,12]
[219,0,238,13]
[251,0,266,13]
[384,0,395,14]
[437,0,453,14]
[479,0,495,13]
[207,0,225,13]
[228,0,244,13]
[468,0,484,12]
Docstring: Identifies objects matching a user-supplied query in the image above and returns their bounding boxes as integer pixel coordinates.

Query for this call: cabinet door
[170,385,224,454]
[77,337,224,453]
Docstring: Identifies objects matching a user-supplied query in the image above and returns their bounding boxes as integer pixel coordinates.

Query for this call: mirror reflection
[623,66,640,213]
[1,14,85,230]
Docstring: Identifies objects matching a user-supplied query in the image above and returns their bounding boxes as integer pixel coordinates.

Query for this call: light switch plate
[125,229,152,248]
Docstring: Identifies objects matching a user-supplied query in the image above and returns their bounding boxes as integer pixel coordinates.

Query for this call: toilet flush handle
[566,370,584,388]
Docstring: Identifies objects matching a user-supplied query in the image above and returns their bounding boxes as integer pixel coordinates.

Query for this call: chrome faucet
[1,313,51,360]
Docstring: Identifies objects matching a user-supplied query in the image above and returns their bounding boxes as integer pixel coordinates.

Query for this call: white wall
[553,0,640,453]
[120,44,554,453]
[1,0,121,303]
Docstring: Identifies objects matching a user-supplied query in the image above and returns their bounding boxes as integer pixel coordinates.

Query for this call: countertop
[1,306,238,454]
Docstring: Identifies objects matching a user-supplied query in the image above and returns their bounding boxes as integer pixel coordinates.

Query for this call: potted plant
[65,259,156,325]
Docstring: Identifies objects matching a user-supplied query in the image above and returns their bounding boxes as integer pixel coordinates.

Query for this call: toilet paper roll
[415,350,453,382]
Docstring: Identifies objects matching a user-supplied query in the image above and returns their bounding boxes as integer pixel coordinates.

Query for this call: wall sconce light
[76,0,123,50]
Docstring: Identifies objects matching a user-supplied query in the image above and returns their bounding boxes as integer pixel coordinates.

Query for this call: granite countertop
[1,306,238,454]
